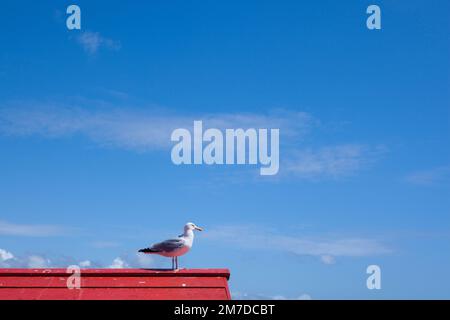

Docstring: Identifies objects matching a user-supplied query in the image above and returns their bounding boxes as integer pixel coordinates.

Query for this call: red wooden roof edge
[0,268,232,300]
[0,268,231,280]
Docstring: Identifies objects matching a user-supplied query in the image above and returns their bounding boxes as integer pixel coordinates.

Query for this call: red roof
[0,268,231,300]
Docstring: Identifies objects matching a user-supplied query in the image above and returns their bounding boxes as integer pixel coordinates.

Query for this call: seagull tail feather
[138,247,158,254]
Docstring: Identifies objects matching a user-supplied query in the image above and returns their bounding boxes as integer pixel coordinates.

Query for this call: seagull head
[185,222,203,232]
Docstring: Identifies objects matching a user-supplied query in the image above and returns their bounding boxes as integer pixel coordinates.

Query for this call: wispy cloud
[108,257,128,269]
[405,165,450,186]
[76,31,121,55]
[0,248,14,261]
[27,255,52,268]
[0,100,384,179]
[0,248,156,269]
[0,102,314,152]
[320,254,336,265]
[79,260,92,268]
[285,144,387,179]
[0,251,89,269]
[107,253,156,269]
[0,249,52,268]
[0,220,67,237]
[205,225,391,263]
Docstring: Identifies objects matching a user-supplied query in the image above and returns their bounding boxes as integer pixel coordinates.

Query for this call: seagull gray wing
[150,238,185,253]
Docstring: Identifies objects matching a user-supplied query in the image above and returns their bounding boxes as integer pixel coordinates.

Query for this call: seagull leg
[175,257,178,270]
[171,257,174,270]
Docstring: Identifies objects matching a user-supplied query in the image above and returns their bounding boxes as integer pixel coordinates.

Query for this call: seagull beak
[195,226,203,231]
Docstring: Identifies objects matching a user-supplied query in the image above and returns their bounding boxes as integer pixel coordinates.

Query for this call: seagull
[138,222,203,270]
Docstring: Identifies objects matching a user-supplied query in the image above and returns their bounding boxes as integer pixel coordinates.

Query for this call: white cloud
[405,165,450,186]
[0,245,157,269]
[0,248,153,269]
[0,248,14,261]
[320,254,336,265]
[27,255,51,268]
[0,249,51,268]
[297,294,312,300]
[109,257,129,269]
[107,253,156,269]
[135,253,155,268]
[0,220,66,237]
[0,103,313,152]
[0,101,384,179]
[79,260,91,268]
[205,226,391,262]
[285,144,386,178]
[76,31,121,55]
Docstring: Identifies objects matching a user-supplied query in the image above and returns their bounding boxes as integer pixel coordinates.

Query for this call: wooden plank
[0,287,229,300]
[0,276,226,288]
[0,268,231,300]
[0,268,230,279]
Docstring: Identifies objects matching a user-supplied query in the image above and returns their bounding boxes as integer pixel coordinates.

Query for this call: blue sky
[0,0,449,299]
